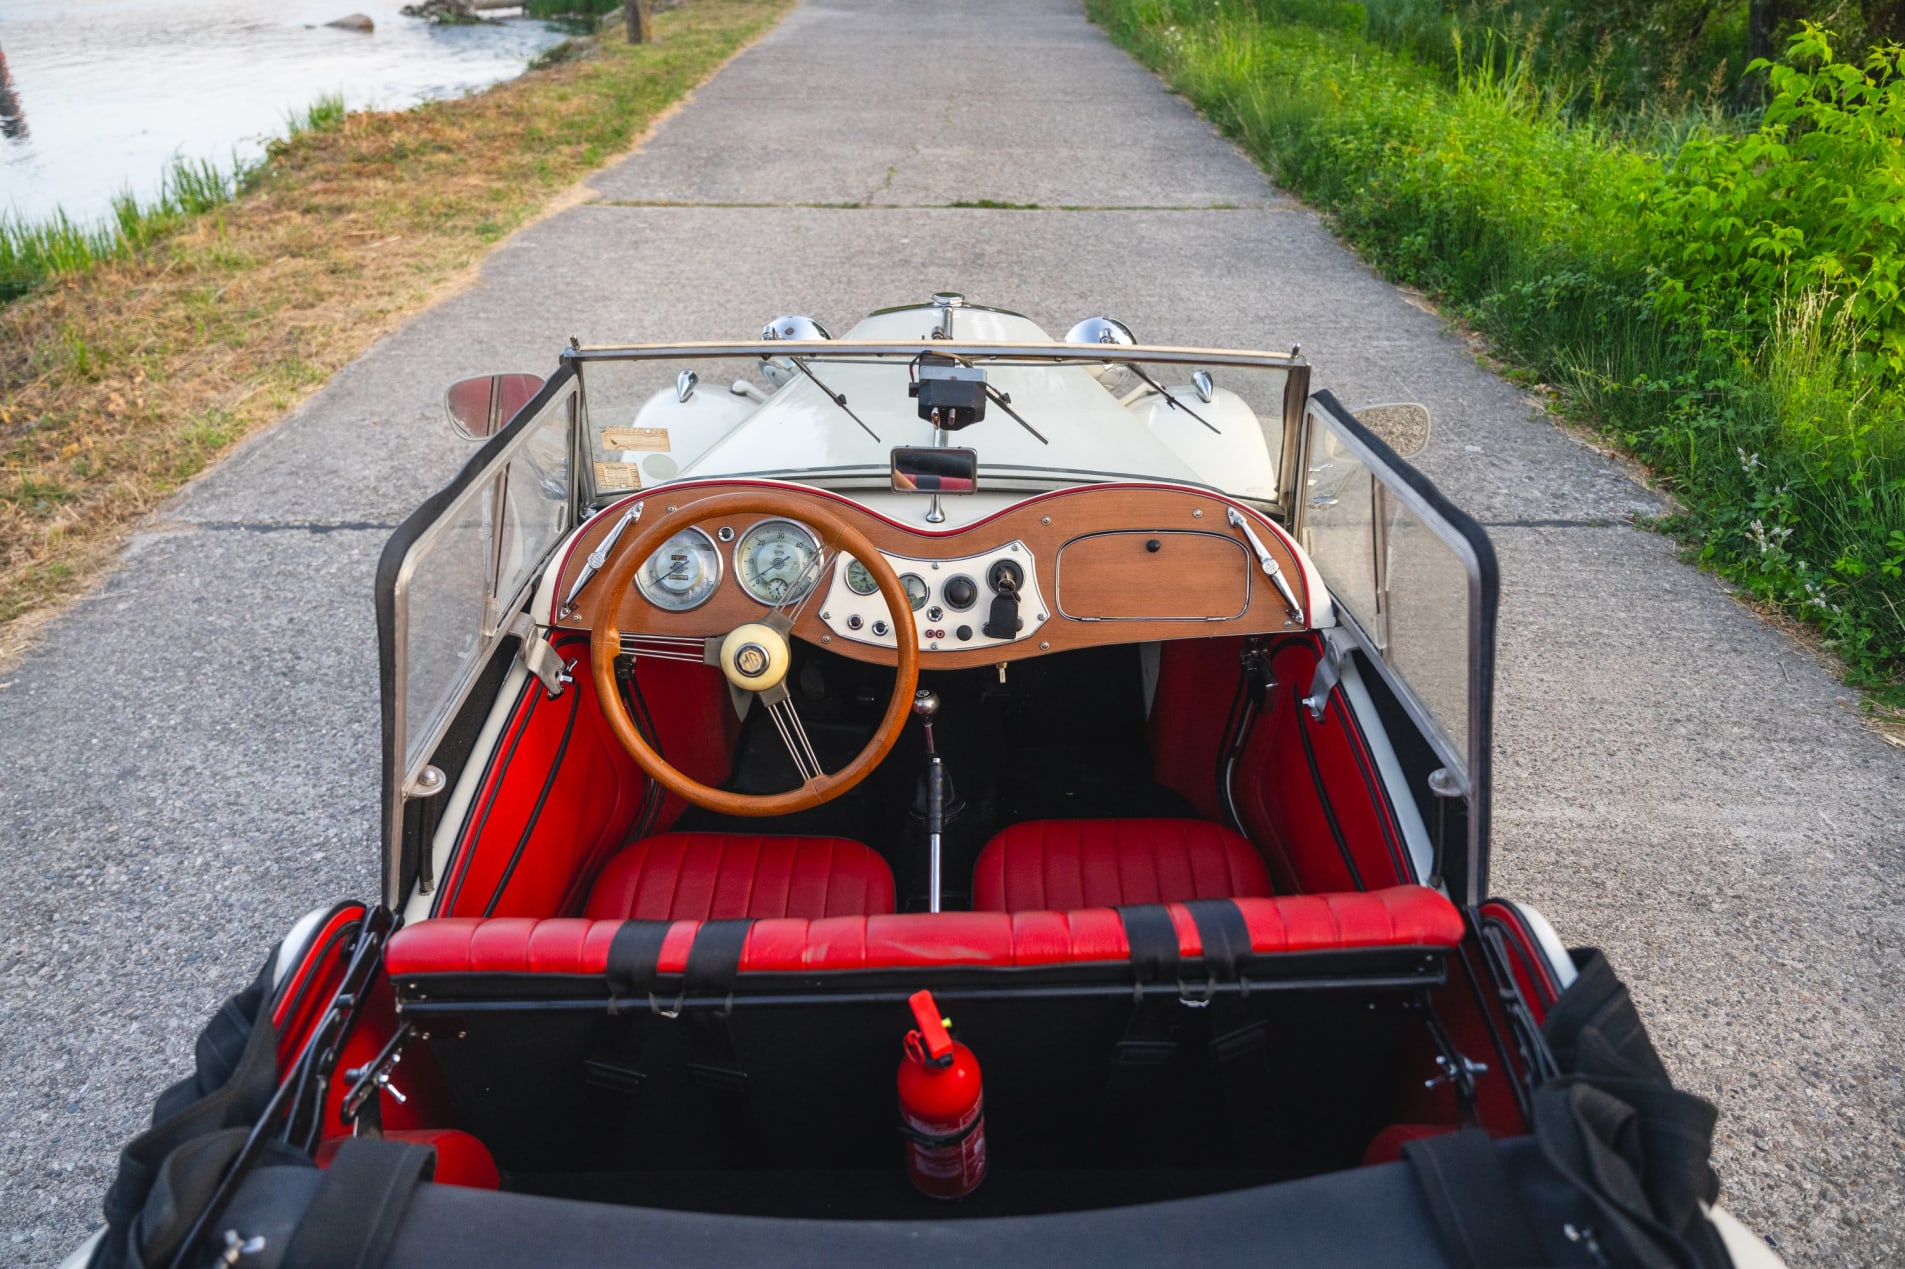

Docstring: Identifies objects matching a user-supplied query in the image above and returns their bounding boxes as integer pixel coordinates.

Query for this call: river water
[0,0,574,226]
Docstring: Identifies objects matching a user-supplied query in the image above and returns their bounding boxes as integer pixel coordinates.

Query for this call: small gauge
[900,573,930,612]
[735,518,821,605]
[844,558,879,596]
[635,527,722,611]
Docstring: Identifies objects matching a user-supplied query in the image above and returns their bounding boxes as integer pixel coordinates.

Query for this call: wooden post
[624,0,652,44]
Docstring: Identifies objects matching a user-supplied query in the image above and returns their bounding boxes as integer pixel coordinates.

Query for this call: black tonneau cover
[215,1150,1458,1269]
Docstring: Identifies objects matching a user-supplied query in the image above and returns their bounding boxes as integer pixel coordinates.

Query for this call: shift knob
[912,689,940,720]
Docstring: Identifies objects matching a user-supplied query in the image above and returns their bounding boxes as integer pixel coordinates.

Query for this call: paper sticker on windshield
[594,461,642,492]
[600,427,670,452]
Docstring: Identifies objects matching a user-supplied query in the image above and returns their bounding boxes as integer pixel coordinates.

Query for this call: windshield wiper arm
[559,500,642,619]
[984,385,1049,445]
[790,357,880,442]
[1129,363,1219,434]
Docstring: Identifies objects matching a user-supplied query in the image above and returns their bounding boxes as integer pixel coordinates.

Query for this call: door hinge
[509,612,572,698]
[1302,649,1340,721]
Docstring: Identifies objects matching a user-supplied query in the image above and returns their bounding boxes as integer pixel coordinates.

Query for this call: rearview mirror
[1349,402,1431,458]
[444,373,545,440]
[891,446,978,493]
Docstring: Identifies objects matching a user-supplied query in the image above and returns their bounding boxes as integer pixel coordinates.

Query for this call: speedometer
[735,519,821,605]
[635,527,722,611]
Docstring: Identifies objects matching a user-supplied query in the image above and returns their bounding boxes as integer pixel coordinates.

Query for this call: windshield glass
[574,344,1298,510]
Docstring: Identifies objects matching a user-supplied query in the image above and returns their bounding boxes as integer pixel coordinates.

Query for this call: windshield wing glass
[392,376,577,783]
[1298,393,1491,780]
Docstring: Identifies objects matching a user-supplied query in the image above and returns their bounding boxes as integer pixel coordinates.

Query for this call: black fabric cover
[1523,950,1728,1269]
[385,1157,1453,1268]
[1405,948,1732,1269]
[92,957,282,1269]
[123,1129,313,1269]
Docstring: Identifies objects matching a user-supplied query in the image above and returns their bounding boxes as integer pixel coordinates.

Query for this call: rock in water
[400,0,485,23]
[326,13,374,30]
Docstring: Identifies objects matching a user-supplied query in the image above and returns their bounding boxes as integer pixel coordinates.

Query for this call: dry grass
[0,0,791,643]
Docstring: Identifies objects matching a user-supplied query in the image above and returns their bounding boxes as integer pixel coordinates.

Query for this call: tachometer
[635,527,722,611]
[735,518,822,605]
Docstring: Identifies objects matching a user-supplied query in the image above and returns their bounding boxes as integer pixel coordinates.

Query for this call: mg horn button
[734,643,770,678]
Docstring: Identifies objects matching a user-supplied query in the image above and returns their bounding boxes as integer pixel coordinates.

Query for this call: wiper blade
[1129,362,1219,434]
[790,357,880,442]
[984,384,1049,445]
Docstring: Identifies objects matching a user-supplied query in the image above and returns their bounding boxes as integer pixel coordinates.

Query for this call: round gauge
[900,573,930,612]
[635,527,722,611]
[844,558,879,596]
[735,518,822,605]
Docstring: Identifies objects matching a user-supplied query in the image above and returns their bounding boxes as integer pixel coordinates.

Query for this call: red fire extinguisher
[897,988,987,1199]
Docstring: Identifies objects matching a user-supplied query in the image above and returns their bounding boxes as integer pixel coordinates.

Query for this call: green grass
[1091,0,1905,703]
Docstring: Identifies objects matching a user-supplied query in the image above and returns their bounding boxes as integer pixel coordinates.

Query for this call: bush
[1092,0,1905,700]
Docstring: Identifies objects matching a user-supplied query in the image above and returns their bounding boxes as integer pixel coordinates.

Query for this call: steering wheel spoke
[619,633,723,666]
[759,683,826,785]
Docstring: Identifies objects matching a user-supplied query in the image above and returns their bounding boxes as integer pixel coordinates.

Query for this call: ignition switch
[982,570,1023,640]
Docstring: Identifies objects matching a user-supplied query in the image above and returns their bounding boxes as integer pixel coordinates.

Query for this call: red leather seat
[973,818,1273,912]
[584,832,895,921]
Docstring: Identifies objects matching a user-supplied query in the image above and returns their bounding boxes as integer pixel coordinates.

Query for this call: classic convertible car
[78,296,1780,1267]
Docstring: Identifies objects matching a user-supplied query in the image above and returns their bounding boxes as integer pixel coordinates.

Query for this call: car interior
[352,476,1543,1220]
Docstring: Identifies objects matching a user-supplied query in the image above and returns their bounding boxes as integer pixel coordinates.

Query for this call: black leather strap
[682,919,751,997]
[604,920,672,1009]
[1116,904,1180,983]
[1111,905,1183,1075]
[1183,899,1254,979]
[280,1138,435,1269]
[683,920,752,1097]
[1402,1129,1544,1269]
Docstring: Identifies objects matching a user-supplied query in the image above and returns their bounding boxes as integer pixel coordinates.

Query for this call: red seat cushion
[583,832,894,921]
[972,818,1273,912]
[316,1129,500,1190]
[385,888,1466,978]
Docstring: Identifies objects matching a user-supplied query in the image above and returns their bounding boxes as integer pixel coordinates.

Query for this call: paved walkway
[4,2,1901,1262]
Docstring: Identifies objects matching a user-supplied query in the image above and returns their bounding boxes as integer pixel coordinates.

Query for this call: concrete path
[4,2,1901,1263]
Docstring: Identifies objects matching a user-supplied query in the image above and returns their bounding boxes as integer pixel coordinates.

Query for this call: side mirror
[1350,402,1431,458]
[444,373,544,440]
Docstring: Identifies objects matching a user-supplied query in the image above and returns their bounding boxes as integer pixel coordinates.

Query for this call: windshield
[572,340,1303,514]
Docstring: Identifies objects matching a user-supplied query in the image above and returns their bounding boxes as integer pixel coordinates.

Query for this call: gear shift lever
[913,689,945,913]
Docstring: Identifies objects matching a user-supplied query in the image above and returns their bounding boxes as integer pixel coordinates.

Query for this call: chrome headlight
[1064,315,1137,388]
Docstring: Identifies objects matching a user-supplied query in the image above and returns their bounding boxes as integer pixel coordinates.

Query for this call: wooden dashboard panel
[549,482,1309,670]
[1056,531,1252,620]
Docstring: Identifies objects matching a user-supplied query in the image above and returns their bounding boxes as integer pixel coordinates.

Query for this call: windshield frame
[563,340,1312,520]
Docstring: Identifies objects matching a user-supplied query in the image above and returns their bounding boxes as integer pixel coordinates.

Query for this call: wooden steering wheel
[590,490,921,816]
